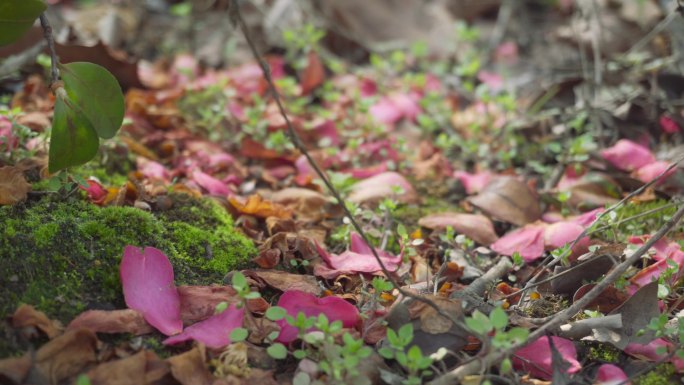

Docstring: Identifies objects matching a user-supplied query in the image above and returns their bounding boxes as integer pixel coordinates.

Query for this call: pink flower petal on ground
[659,115,680,134]
[348,172,417,204]
[360,78,377,97]
[137,159,170,181]
[192,170,230,196]
[595,364,630,385]
[80,180,107,205]
[0,116,18,151]
[512,336,581,380]
[453,171,493,194]
[634,161,675,184]
[276,290,360,343]
[120,246,182,336]
[370,97,403,125]
[477,71,504,92]
[345,162,388,179]
[629,242,684,289]
[601,139,655,172]
[163,305,244,349]
[494,41,519,64]
[570,208,604,227]
[314,234,402,276]
[491,225,545,263]
[313,120,340,146]
[544,221,585,249]
[391,93,421,122]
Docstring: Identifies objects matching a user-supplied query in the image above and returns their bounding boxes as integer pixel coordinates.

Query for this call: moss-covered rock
[0,194,255,338]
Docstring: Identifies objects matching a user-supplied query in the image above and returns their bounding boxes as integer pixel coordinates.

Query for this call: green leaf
[243,291,261,300]
[266,306,287,321]
[378,347,395,359]
[0,0,46,46]
[231,271,247,291]
[267,343,288,359]
[292,372,310,385]
[398,323,414,345]
[230,327,248,342]
[48,93,99,173]
[490,307,508,330]
[59,62,124,139]
[215,302,228,313]
[293,349,307,359]
[500,358,512,374]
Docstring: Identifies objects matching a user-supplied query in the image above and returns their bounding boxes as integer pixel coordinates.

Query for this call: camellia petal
[163,305,244,349]
[512,336,581,380]
[120,246,182,336]
[276,290,360,343]
[595,364,630,385]
[491,225,545,263]
[601,139,655,172]
[634,161,675,184]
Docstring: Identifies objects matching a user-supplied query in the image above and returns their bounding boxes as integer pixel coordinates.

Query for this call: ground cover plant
[1,0,684,384]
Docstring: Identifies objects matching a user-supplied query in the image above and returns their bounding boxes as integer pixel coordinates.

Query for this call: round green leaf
[490,307,508,330]
[230,327,248,342]
[267,343,288,360]
[59,62,124,139]
[266,306,287,321]
[0,0,46,46]
[48,93,99,173]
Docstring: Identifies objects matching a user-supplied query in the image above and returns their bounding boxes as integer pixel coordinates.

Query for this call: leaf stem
[39,13,59,85]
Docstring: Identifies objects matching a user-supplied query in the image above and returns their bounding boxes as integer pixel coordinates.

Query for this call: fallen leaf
[167,346,214,385]
[178,285,269,323]
[120,246,182,336]
[276,290,360,343]
[300,51,325,95]
[242,270,321,296]
[0,354,32,385]
[34,329,98,385]
[86,350,169,385]
[229,194,292,219]
[418,212,498,246]
[0,166,31,205]
[67,309,154,335]
[468,176,541,226]
[11,304,63,340]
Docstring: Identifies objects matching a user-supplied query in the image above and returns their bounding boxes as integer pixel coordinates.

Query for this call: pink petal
[192,170,230,196]
[80,179,107,205]
[659,115,680,134]
[0,116,18,151]
[625,338,672,361]
[137,159,170,181]
[348,172,417,204]
[630,244,684,288]
[391,93,421,122]
[370,97,403,125]
[314,120,340,146]
[453,171,493,194]
[512,336,581,380]
[314,238,402,276]
[494,41,519,64]
[544,221,585,249]
[595,364,630,385]
[163,305,244,349]
[491,225,546,263]
[276,290,360,343]
[344,162,388,179]
[570,208,604,227]
[120,246,182,336]
[601,139,655,172]
[634,161,676,184]
[360,78,377,97]
[477,71,504,92]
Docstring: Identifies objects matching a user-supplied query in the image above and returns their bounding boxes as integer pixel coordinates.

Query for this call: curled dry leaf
[348,171,418,204]
[178,285,269,323]
[0,166,31,205]
[418,212,498,246]
[167,346,214,385]
[270,187,334,222]
[229,194,292,219]
[468,176,541,226]
[242,269,321,296]
[11,304,63,339]
[67,309,154,335]
[34,329,98,385]
[86,350,169,385]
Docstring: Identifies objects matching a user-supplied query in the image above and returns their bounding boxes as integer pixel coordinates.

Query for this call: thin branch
[228,0,469,329]
[39,13,59,85]
[430,202,684,385]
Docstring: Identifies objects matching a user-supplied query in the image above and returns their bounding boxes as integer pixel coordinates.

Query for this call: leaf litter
[2,1,684,385]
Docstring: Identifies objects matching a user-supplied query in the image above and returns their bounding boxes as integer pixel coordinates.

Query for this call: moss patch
[0,194,255,355]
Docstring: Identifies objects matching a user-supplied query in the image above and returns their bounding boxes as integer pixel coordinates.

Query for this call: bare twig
[228,0,470,330]
[429,203,684,385]
[39,13,59,85]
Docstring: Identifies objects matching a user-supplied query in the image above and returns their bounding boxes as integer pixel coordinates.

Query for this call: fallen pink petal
[491,225,546,263]
[601,139,655,172]
[276,290,360,343]
[512,336,581,380]
[120,246,182,336]
[595,364,630,385]
[163,304,244,349]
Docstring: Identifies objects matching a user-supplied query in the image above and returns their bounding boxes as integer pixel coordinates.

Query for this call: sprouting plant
[378,323,434,385]
[465,307,529,376]
[282,23,326,70]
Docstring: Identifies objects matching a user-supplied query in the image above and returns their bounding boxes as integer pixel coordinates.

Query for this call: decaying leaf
[0,166,31,205]
[468,176,541,226]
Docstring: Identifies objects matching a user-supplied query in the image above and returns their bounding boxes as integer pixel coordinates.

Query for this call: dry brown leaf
[33,329,98,385]
[270,187,334,222]
[167,346,213,385]
[229,195,292,219]
[0,353,32,385]
[418,212,499,246]
[0,166,31,205]
[348,172,418,204]
[300,51,325,95]
[242,270,321,295]
[86,350,170,385]
[468,176,540,226]
[11,304,64,339]
[67,309,154,335]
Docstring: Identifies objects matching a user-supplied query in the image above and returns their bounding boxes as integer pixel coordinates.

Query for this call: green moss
[635,363,677,385]
[0,194,255,356]
[594,200,683,242]
[583,342,620,363]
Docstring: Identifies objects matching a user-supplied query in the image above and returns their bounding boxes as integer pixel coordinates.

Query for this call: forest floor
[2,1,684,385]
